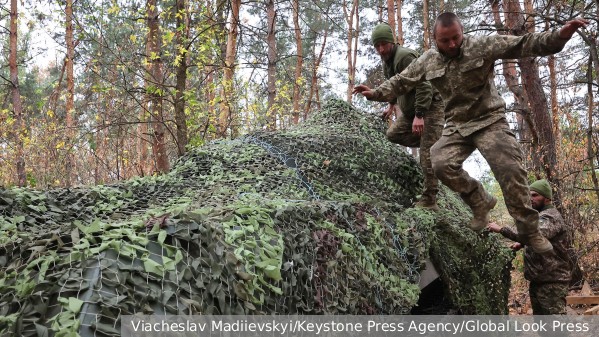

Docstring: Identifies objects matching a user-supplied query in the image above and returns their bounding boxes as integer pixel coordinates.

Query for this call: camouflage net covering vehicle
[0,100,513,336]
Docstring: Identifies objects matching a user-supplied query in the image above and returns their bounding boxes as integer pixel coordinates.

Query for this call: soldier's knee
[386,131,408,146]
[430,144,445,175]
[431,156,448,178]
[432,156,464,182]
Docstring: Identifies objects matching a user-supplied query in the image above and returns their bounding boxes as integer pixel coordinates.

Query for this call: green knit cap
[530,179,552,199]
[371,23,395,45]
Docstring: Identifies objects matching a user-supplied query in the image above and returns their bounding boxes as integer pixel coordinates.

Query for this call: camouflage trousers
[386,96,444,201]
[529,282,568,315]
[430,119,540,235]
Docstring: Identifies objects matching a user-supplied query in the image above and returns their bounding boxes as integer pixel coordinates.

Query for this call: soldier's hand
[559,18,589,39]
[412,116,424,135]
[352,84,375,99]
[510,242,523,251]
[487,222,501,233]
[381,104,395,120]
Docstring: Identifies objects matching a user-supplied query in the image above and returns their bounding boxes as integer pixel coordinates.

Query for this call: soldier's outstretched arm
[559,18,589,40]
[352,84,375,99]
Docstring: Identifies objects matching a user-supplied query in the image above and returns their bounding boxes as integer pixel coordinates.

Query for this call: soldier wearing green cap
[488,179,572,314]
[370,23,444,211]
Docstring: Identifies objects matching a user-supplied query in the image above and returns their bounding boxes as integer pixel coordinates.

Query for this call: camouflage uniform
[367,30,570,237]
[382,45,444,204]
[499,205,572,314]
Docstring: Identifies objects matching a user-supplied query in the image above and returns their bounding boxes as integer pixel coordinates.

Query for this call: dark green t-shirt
[382,45,434,118]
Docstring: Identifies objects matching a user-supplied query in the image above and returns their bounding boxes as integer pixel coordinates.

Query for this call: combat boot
[467,193,497,231]
[414,193,440,212]
[521,231,553,254]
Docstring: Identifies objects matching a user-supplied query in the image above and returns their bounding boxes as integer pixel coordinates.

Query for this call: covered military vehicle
[0,100,513,337]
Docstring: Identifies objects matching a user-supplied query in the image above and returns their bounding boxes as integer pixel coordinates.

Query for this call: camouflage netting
[0,99,513,336]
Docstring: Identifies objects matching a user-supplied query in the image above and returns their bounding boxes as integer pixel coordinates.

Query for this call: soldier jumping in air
[353,12,588,253]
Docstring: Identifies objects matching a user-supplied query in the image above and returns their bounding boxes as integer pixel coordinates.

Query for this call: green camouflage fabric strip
[382,44,434,118]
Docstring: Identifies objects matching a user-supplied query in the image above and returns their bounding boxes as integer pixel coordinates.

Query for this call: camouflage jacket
[383,45,434,119]
[370,31,569,137]
[500,205,572,284]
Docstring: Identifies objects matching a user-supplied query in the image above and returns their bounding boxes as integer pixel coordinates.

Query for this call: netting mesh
[0,99,513,336]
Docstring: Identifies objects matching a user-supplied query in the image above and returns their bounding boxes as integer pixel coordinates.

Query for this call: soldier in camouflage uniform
[353,12,588,253]
[488,179,572,314]
[370,23,444,210]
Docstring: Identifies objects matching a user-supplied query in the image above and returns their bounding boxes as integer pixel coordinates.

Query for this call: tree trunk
[422,0,431,50]
[137,100,150,177]
[9,0,25,187]
[95,115,106,183]
[504,0,558,193]
[490,0,533,144]
[386,0,396,41]
[351,1,359,99]
[205,67,215,137]
[548,53,561,155]
[146,0,170,173]
[266,0,277,129]
[292,0,303,124]
[395,0,403,45]
[344,0,359,101]
[203,0,218,140]
[315,81,321,110]
[174,0,189,156]
[587,54,599,201]
[545,18,561,157]
[576,32,599,97]
[523,0,534,33]
[220,0,240,137]
[519,58,558,177]
[305,29,328,118]
[65,0,75,186]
